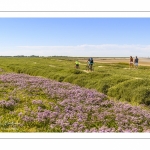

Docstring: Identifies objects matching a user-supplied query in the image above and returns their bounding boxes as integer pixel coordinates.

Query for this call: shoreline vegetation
[0,56,150,132]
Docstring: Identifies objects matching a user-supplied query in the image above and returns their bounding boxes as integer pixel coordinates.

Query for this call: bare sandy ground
[82,70,90,73]
[80,58,150,66]
[49,65,56,67]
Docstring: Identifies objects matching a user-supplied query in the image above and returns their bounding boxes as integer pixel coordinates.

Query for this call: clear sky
[0,18,150,57]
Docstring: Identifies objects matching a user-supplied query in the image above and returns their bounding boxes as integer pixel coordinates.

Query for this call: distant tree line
[0,55,40,57]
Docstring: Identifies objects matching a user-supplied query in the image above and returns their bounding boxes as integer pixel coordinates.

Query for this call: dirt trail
[123,68,130,69]
[49,65,56,67]
[134,77,142,79]
[82,70,90,73]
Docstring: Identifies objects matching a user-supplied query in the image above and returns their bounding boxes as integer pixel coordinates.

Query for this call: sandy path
[49,65,56,67]
[82,70,90,73]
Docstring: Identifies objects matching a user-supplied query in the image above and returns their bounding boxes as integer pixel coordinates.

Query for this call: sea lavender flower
[18,112,23,117]
[22,115,34,122]
[0,100,16,109]
[2,73,150,132]
[32,100,43,105]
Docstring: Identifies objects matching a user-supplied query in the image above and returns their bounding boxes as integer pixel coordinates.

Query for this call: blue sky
[0,18,150,57]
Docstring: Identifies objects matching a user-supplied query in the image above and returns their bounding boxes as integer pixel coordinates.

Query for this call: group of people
[87,57,94,71]
[129,56,139,69]
[75,56,139,70]
[75,57,94,71]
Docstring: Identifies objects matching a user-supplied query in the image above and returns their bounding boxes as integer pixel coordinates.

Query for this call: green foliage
[73,76,87,87]
[63,75,78,83]
[1,57,150,107]
[96,75,130,94]
[108,79,150,105]
[1,57,150,132]
[57,76,65,82]
[133,86,150,105]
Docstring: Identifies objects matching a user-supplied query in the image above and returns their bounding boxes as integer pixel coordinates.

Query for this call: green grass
[0,56,150,106]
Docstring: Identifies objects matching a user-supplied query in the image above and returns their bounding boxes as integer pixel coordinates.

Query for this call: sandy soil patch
[82,70,90,73]
[134,77,142,79]
[49,65,56,67]
[123,68,130,69]
[0,68,4,72]
[80,64,87,66]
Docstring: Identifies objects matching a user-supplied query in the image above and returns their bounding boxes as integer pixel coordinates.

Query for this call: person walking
[129,56,134,68]
[134,56,139,69]
[86,59,90,71]
[89,57,94,71]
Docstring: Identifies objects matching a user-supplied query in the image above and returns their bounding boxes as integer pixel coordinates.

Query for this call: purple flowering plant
[0,73,150,132]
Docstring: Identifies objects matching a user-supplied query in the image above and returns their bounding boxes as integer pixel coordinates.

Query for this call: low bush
[69,69,83,74]
[96,75,130,94]
[63,75,78,83]
[133,86,150,105]
[108,79,150,105]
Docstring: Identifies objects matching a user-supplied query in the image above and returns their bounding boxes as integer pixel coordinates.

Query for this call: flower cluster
[32,100,43,105]
[0,100,16,109]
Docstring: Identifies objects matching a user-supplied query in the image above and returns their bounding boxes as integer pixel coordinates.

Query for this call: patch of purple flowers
[1,73,150,132]
[32,100,43,105]
[0,100,16,109]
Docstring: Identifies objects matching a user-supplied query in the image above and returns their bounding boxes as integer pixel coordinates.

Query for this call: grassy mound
[108,78,150,105]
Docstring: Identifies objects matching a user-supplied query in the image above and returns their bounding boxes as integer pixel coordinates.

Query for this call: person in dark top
[134,56,139,69]
[89,57,94,71]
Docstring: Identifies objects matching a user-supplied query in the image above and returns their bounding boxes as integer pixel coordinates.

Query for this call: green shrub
[69,69,83,74]
[96,75,130,94]
[98,83,111,94]
[108,79,150,105]
[133,86,150,105]
[63,75,78,83]
[57,76,65,82]
[89,72,111,78]
[73,78,86,87]
[73,74,88,87]
[85,79,100,90]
